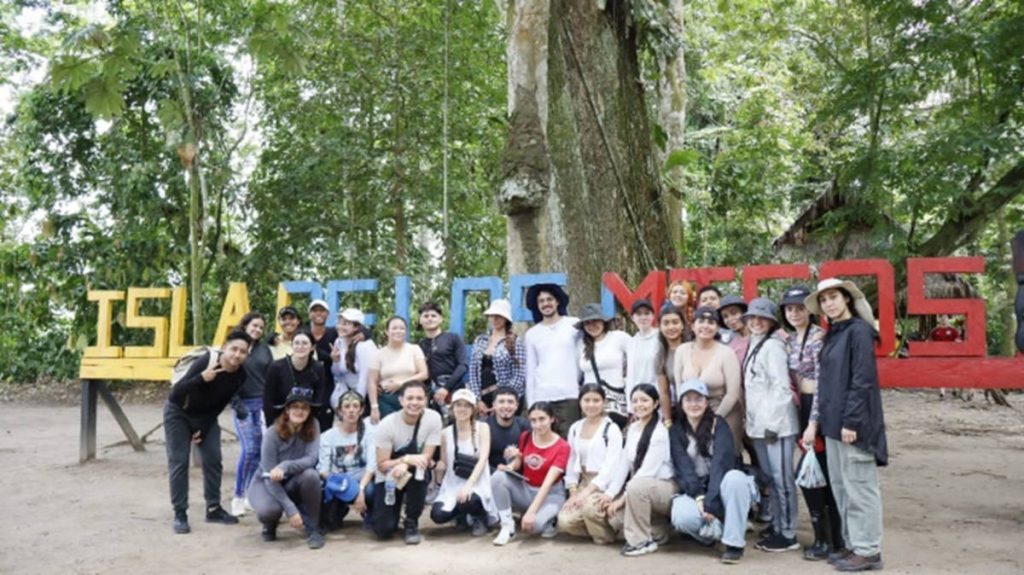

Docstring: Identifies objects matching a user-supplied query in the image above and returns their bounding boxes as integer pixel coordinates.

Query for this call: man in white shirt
[524,283,580,437]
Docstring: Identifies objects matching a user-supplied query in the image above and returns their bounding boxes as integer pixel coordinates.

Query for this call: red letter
[741,264,811,301]
[602,271,666,315]
[818,260,896,357]
[906,257,986,357]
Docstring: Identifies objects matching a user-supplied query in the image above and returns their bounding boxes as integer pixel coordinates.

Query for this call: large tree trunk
[499,0,674,308]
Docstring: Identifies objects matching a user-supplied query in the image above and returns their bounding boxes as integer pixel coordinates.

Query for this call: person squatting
[163,281,887,572]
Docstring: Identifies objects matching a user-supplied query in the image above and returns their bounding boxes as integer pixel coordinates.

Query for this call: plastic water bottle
[385,476,396,506]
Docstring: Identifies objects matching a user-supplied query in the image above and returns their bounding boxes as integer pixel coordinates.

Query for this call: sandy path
[0,390,1022,574]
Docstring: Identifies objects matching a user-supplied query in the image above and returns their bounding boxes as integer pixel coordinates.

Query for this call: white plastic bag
[795,451,827,489]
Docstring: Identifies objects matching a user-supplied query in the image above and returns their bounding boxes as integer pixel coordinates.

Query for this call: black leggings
[430,494,485,525]
[799,393,843,546]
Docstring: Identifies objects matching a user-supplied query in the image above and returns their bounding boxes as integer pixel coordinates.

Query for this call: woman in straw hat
[804,278,888,572]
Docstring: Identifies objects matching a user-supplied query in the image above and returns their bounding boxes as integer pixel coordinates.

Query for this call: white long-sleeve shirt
[525,316,581,404]
[626,330,661,410]
[593,419,674,497]
[330,338,378,407]
[578,330,631,388]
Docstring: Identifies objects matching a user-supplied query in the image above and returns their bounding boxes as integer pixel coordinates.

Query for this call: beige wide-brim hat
[483,299,513,323]
[805,278,875,324]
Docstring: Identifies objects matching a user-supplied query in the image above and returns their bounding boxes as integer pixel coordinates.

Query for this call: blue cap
[677,378,710,400]
[324,473,361,502]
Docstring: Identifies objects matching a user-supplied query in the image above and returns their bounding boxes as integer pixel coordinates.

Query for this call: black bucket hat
[574,303,611,329]
[525,283,570,323]
[275,386,321,410]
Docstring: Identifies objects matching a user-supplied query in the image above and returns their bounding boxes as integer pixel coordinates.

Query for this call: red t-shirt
[518,432,570,487]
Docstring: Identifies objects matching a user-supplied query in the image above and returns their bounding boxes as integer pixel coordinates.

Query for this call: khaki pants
[826,438,883,556]
[615,476,678,546]
[557,472,618,544]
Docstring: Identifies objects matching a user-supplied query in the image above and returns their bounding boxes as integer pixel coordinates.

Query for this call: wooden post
[96,382,145,452]
[79,380,98,463]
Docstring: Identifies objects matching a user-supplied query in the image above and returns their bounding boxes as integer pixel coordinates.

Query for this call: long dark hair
[236,311,265,340]
[343,320,363,373]
[582,321,609,361]
[275,404,318,443]
[499,317,518,361]
[679,403,716,458]
[656,306,686,374]
[631,384,660,472]
[528,401,558,435]
[578,383,606,401]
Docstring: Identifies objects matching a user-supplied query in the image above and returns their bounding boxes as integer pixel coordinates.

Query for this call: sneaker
[757,524,776,541]
[173,511,190,534]
[404,522,422,545]
[720,545,744,564]
[755,533,800,552]
[455,515,470,532]
[621,539,658,557]
[802,540,832,561]
[230,496,247,517]
[653,531,671,545]
[493,526,516,546]
[541,524,558,539]
[835,553,884,572]
[244,497,254,512]
[471,518,489,537]
[261,524,277,542]
[306,530,326,550]
[205,505,239,525]
[828,548,854,565]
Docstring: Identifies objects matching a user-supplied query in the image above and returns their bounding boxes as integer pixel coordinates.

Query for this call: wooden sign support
[79,380,145,464]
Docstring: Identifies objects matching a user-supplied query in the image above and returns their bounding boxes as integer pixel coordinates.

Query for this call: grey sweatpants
[753,436,799,539]
[248,468,322,528]
[826,438,883,556]
[490,470,567,533]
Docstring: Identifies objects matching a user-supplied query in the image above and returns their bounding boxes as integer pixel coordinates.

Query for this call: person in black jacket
[164,330,252,535]
[417,302,468,413]
[669,378,757,564]
[263,331,330,430]
[804,278,887,572]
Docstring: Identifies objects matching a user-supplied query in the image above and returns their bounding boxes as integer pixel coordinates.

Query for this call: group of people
[162,278,888,571]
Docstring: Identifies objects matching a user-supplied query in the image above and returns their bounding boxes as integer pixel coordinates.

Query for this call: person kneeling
[248,387,325,549]
[319,391,377,531]
[430,389,497,535]
[669,379,757,564]
[372,380,443,544]
[490,402,570,545]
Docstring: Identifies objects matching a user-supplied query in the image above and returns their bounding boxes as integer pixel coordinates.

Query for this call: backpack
[170,346,219,385]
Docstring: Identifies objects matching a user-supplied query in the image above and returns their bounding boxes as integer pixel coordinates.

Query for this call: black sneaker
[173,511,190,534]
[756,532,800,552]
[306,530,326,550]
[721,546,744,564]
[404,522,422,545]
[757,524,776,542]
[206,505,239,525]
[261,524,277,542]
[803,540,832,561]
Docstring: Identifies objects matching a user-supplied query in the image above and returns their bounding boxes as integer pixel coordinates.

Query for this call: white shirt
[330,338,378,407]
[525,316,581,404]
[578,330,631,389]
[626,330,661,410]
[563,417,624,488]
[594,419,674,497]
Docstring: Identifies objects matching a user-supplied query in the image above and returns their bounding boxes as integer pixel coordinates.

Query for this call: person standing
[263,331,328,427]
[741,298,801,553]
[655,304,687,422]
[248,388,324,549]
[718,295,750,364]
[468,299,525,413]
[368,316,429,423]
[524,283,581,437]
[306,299,339,427]
[627,299,661,412]
[230,312,273,517]
[666,281,695,341]
[805,278,888,572]
[329,308,378,406]
[417,302,469,412]
[372,381,443,544]
[576,303,632,427]
[164,330,252,534]
[268,306,302,360]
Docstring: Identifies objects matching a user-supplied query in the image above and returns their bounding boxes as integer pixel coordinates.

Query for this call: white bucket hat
[805,278,875,324]
[483,299,513,323]
[338,307,366,324]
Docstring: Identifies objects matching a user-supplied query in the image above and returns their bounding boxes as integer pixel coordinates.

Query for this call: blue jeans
[671,470,758,548]
[232,398,264,497]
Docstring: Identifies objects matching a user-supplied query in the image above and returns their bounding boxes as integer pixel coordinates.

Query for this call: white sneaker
[230,497,247,517]
[493,526,516,546]
[622,539,658,557]
[243,497,254,512]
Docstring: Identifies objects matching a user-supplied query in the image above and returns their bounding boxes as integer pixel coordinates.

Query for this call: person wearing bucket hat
[416,302,469,414]
[740,297,801,553]
[576,303,632,426]
[248,386,325,549]
[431,389,497,536]
[718,295,750,364]
[269,305,303,360]
[329,308,379,408]
[318,391,377,532]
[263,331,328,429]
[779,285,844,561]
[627,299,661,415]
[468,299,526,413]
[524,284,582,437]
[805,278,887,571]
[675,306,744,454]
[669,378,757,564]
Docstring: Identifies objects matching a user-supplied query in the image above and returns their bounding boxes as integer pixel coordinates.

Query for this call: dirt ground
[1,390,1022,575]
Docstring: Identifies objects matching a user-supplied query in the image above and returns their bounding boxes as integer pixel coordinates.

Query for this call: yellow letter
[213,282,251,346]
[123,287,171,358]
[168,286,196,358]
[84,290,125,358]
